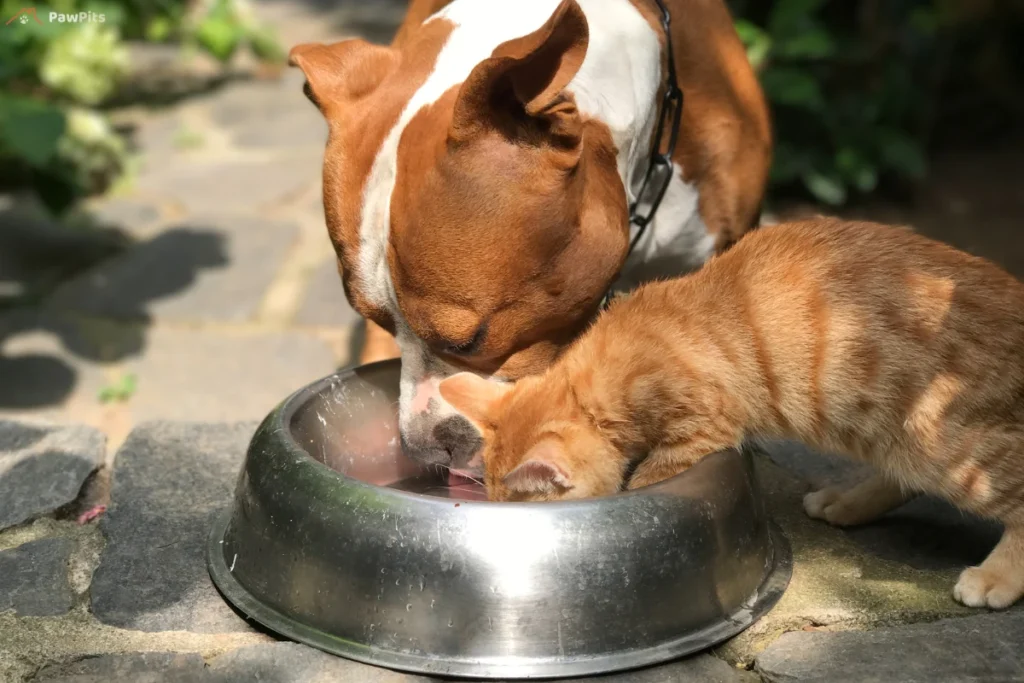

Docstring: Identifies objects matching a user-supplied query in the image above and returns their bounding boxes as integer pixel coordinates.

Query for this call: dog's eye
[442,324,487,356]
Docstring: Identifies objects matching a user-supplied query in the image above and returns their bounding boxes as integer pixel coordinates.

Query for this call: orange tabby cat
[439,218,1024,610]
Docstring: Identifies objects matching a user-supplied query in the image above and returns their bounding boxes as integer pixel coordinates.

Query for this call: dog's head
[291,0,628,468]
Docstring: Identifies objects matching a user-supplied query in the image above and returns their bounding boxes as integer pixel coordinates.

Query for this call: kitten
[438,218,1024,610]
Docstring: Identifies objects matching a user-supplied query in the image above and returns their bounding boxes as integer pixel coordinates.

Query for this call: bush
[731,0,1024,205]
[0,0,285,213]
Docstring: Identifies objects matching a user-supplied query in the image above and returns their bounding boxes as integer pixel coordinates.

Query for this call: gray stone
[85,198,164,238]
[31,645,435,682]
[49,215,300,324]
[232,114,327,150]
[123,327,338,423]
[0,538,74,616]
[90,422,257,632]
[557,655,756,683]
[757,439,1004,571]
[134,156,319,215]
[205,73,328,150]
[207,643,433,682]
[206,71,311,127]
[33,652,207,682]
[295,259,361,328]
[757,609,1024,682]
[0,420,104,530]
[129,113,190,160]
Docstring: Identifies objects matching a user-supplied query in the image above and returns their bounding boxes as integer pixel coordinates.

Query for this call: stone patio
[2,420,1023,682]
[3,0,1024,680]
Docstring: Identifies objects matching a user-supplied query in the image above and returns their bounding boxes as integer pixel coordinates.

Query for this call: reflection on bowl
[208,360,790,680]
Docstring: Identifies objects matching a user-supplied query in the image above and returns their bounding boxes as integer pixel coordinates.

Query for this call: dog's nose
[433,415,482,467]
[400,415,482,467]
[400,430,451,466]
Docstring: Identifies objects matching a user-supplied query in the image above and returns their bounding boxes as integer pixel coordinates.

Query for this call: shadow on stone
[1,220,230,412]
[49,227,230,322]
[0,354,77,409]
[759,440,1005,573]
[843,496,1004,572]
[0,198,127,310]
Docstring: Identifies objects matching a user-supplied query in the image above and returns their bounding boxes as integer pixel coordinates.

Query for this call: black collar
[601,0,683,309]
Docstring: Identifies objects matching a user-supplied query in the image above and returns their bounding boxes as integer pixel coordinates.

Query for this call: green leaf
[761,67,825,110]
[146,17,174,42]
[734,19,767,46]
[774,29,835,59]
[735,21,772,70]
[195,15,241,62]
[835,147,878,193]
[876,130,928,180]
[802,170,847,206]
[98,373,137,404]
[0,95,66,167]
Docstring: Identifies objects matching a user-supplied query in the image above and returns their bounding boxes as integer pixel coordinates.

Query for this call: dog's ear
[449,0,589,149]
[438,373,511,429]
[289,40,397,115]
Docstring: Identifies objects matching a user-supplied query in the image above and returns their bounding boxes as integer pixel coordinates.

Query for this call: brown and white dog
[290,0,770,469]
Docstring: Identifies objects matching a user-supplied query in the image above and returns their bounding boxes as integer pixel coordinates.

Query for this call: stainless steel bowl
[207,360,790,679]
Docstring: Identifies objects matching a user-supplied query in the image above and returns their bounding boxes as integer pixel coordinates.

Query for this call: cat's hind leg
[803,472,914,527]
[954,524,1024,609]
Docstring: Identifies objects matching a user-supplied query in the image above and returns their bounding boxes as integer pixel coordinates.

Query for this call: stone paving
[3,420,1024,682]
[3,0,1024,680]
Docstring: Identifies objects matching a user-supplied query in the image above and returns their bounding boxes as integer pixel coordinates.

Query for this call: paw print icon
[6,8,43,25]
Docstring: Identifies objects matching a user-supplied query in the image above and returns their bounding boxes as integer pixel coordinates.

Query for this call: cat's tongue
[448,469,481,487]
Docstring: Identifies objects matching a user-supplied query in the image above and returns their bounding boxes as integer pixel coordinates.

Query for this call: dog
[289,0,770,469]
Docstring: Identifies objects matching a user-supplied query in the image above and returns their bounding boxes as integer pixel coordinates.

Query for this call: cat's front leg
[803,473,914,527]
[954,524,1024,609]
[626,444,716,490]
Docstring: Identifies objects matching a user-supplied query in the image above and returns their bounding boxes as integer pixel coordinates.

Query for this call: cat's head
[438,371,626,501]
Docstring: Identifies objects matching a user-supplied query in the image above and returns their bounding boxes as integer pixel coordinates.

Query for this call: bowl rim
[273,360,752,510]
[206,506,792,679]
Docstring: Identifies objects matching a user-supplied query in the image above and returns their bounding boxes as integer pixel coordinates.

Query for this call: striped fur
[440,218,1024,609]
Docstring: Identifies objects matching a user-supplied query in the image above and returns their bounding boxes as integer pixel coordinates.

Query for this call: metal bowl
[207,360,790,679]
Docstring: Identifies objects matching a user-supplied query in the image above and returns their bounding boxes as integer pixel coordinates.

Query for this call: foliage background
[1,0,1023,213]
[730,0,1024,205]
[0,0,285,212]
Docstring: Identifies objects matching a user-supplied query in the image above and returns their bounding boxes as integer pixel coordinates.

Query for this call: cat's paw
[802,487,862,527]
[953,566,1024,609]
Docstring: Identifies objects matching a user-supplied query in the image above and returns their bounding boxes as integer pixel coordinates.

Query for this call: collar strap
[601,0,684,309]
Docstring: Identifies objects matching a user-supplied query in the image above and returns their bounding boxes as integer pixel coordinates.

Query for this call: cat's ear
[439,373,510,428]
[504,438,574,493]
